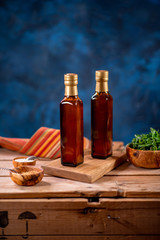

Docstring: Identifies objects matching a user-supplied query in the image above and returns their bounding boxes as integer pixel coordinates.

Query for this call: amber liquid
[91,92,113,158]
[60,96,84,166]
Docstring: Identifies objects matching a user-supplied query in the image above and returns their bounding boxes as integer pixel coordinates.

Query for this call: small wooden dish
[13,156,36,168]
[126,144,160,168]
[10,166,44,186]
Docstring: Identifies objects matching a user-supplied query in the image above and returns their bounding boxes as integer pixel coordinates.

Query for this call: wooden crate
[0,146,160,239]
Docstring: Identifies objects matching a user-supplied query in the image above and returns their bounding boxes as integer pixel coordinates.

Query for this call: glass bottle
[60,73,84,166]
[91,70,113,159]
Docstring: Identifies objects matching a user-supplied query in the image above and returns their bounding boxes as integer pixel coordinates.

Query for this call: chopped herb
[130,128,160,150]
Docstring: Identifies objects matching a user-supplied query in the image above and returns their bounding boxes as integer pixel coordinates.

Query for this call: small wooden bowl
[126,144,160,168]
[10,166,44,186]
[13,156,36,168]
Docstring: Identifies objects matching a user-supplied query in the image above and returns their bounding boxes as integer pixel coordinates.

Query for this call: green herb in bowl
[126,128,160,168]
[130,128,160,151]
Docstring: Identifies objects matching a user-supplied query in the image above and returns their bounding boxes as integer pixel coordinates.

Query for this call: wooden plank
[0,176,118,198]
[114,175,160,198]
[0,198,160,236]
[108,161,160,176]
[3,236,160,240]
[41,150,126,183]
[0,175,160,198]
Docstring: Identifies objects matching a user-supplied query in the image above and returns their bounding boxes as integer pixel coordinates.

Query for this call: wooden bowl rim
[126,143,160,153]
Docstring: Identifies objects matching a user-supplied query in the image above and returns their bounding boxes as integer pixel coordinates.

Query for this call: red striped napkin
[0,127,90,159]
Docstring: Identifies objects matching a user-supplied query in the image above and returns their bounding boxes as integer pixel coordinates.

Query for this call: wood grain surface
[0,146,160,239]
[41,149,127,183]
[0,198,159,238]
[0,174,160,198]
[0,145,160,198]
[4,237,159,240]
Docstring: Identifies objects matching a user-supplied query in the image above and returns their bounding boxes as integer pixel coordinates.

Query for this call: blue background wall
[0,0,160,144]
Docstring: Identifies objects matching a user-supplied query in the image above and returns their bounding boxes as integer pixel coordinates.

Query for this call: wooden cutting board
[42,145,127,183]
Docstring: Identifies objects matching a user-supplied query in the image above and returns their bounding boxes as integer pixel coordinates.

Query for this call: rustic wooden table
[0,147,160,240]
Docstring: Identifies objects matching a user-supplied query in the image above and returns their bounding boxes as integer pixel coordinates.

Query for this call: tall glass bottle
[91,70,113,159]
[60,73,84,166]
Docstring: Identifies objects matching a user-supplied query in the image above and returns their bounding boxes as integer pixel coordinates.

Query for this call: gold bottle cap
[64,73,78,96]
[95,70,109,92]
[64,73,78,85]
[95,70,109,81]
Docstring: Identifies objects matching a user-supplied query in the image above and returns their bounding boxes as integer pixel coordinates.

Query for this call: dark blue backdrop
[0,0,160,144]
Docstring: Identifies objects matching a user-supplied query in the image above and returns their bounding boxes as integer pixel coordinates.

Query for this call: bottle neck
[65,85,78,96]
[95,81,108,92]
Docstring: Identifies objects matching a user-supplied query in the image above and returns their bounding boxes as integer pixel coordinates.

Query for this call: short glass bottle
[60,73,84,166]
[91,70,113,159]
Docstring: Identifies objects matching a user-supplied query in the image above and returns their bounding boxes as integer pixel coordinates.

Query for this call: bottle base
[91,153,112,159]
[61,161,83,167]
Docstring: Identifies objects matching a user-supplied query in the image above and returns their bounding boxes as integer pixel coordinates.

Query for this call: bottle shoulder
[60,96,83,105]
[91,92,113,101]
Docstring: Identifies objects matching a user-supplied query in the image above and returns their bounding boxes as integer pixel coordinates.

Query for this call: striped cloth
[0,127,90,159]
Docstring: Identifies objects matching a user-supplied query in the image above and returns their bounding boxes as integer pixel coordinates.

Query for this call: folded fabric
[0,127,90,159]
